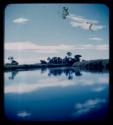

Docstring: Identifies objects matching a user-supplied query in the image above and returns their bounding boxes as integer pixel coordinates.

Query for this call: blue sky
[5,4,109,64]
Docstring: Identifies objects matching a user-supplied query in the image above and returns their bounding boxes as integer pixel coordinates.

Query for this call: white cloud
[76,44,95,50]
[5,42,74,53]
[74,44,108,51]
[71,21,90,30]
[72,98,106,117]
[5,42,35,50]
[92,25,105,31]
[4,42,109,64]
[5,42,109,52]
[89,37,103,41]
[96,44,109,50]
[67,14,98,24]
[13,17,29,24]
[17,111,31,117]
[17,56,49,64]
[71,21,105,31]
[98,77,109,83]
[67,14,105,31]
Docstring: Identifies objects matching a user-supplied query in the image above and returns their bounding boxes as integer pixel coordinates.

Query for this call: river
[4,67,109,121]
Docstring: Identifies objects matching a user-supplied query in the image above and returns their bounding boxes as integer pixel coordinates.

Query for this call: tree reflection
[8,70,18,80]
[48,67,82,80]
[7,67,82,80]
[75,71,82,76]
[41,67,47,74]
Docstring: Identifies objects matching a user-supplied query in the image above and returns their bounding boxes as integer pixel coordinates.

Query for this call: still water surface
[4,67,109,121]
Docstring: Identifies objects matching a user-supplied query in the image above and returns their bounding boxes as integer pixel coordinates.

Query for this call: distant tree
[8,56,14,62]
[49,57,59,64]
[63,56,68,64]
[74,55,82,62]
[47,57,51,63]
[40,60,47,64]
[67,52,72,57]
[44,53,82,66]
[57,57,62,64]
[8,56,19,65]
[66,52,74,65]
[82,59,85,62]
[11,60,19,65]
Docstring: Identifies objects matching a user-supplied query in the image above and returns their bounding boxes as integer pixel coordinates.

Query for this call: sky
[5,4,109,64]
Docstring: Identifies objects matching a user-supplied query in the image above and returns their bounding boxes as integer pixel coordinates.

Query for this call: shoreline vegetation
[4,52,109,72]
[73,59,109,71]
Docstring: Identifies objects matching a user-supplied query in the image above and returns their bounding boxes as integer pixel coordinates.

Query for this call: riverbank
[4,59,109,72]
[72,59,109,71]
[4,63,70,71]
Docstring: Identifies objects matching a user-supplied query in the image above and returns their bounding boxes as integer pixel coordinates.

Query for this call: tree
[63,56,68,64]
[66,52,72,57]
[74,55,82,62]
[40,60,47,64]
[11,60,19,65]
[47,57,51,63]
[66,52,73,65]
[8,56,19,65]
[8,56,14,62]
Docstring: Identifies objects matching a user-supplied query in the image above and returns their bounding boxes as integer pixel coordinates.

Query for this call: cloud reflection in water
[4,68,109,94]
[71,98,106,117]
[92,87,105,92]
[5,78,75,94]
[17,111,31,118]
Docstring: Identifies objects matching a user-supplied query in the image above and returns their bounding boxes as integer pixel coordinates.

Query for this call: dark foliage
[40,60,47,64]
[46,52,82,65]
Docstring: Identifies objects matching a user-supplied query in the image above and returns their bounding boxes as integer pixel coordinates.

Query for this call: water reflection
[8,70,18,80]
[17,111,31,118]
[48,67,82,80]
[4,67,109,121]
[6,67,108,81]
[41,67,47,74]
[82,68,109,73]
[71,98,107,118]
[6,67,82,80]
